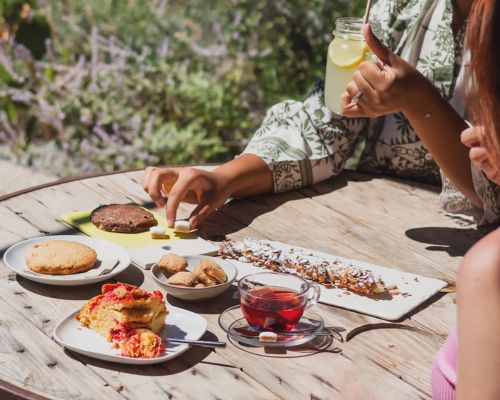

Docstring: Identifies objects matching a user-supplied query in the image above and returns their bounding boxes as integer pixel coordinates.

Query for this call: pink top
[431,329,457,400]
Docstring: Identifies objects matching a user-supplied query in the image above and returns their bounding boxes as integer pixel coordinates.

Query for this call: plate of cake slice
[219,238,447,321]
[53,282,207,364]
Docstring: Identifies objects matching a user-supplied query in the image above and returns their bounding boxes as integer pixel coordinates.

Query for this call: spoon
[168,338,226,348]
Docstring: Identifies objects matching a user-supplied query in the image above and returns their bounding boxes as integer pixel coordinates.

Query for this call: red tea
[240,286,306,332]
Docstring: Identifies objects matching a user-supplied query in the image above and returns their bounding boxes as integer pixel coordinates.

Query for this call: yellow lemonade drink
[324,18,379,114]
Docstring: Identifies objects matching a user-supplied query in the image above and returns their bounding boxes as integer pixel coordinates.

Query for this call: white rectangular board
[227,240,447,321]
[130,237,218,269]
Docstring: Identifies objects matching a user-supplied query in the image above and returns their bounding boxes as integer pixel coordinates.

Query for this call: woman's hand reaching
[142,166,231,228]
[142,154,273,229]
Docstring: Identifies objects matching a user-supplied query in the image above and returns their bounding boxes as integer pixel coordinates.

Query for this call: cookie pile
[157,254,227,288]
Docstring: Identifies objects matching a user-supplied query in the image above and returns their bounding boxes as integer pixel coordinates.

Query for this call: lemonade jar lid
[333,17,381,41]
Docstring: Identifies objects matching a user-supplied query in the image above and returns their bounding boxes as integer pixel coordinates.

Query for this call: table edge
[0,378,50,400]
[0,165,442,204]
[0,164,220,202]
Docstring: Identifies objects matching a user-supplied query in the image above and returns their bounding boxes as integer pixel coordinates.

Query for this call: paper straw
[363,0,374,24]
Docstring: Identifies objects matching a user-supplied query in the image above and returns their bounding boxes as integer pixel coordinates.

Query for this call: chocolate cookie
[91,204,158,233]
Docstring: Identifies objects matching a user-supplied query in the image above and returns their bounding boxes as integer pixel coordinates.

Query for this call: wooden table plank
[0,167,474,399]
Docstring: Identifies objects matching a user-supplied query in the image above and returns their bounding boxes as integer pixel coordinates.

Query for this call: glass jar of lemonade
[324,18,381,114]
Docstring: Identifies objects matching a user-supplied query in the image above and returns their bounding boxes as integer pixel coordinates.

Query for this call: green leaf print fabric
[242,0,500,225]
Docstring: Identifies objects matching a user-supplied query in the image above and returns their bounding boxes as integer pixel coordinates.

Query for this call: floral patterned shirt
[243,0,500,225]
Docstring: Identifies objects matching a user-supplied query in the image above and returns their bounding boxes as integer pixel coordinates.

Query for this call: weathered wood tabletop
[0,166,485,400]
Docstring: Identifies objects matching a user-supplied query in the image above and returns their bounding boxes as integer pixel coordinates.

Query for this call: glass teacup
[238,272,320,332]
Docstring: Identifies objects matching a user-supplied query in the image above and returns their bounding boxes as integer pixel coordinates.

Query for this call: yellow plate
[60,208,194,249]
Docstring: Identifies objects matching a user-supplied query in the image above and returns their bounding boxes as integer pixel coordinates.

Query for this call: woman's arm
[457,228,500,399]
[403,86,482,207]
[144,90,367,227]
[215,153,273,197]
[342,24,482,208]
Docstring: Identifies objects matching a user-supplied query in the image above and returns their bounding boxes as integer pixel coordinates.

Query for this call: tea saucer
[218,305,324,347]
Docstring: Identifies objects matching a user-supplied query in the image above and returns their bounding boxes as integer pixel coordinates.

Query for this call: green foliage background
[0,0,365,176]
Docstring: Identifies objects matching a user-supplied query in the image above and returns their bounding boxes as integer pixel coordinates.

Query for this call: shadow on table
[196,172,372,241]
[63,330,221,375]
[405,225,496,257]
[167,285,239,314]
[195,171,446,242]
[345,290,448,342]
[112,263,145,286]
[16,276,103,300]
[15,264,145,300]
[345,320,439,342]
[226,325,345,359]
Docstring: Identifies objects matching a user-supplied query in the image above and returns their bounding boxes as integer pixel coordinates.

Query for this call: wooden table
[0,166,484,400]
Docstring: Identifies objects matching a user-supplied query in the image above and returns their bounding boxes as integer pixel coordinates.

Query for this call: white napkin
[23,258,119,279]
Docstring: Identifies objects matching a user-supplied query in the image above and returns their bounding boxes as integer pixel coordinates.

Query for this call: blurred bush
[0,0,365,176]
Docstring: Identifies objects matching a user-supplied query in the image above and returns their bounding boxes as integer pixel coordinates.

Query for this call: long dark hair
[465,0,500,153]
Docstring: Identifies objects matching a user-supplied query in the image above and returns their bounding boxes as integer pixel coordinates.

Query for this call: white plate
[3,235,131,286]
[151,255,237,302]
[229,240,447,321]
[53,306,207,365]
[129,238,218,270]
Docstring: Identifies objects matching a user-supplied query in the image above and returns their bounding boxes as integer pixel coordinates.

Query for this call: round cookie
[91,204,157,233]
[25,240,97,275]
[157,254,188,274]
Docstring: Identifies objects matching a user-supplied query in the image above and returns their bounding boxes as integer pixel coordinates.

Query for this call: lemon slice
[329,39,368,68]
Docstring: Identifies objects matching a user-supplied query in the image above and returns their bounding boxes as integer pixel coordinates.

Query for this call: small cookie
[25,240,97,275]
[91,204,157,233]
[167,271,196,287]
[193,265,216,286]
[199,259,227,284]
[157,254,188,274]
[194,283,206,288]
